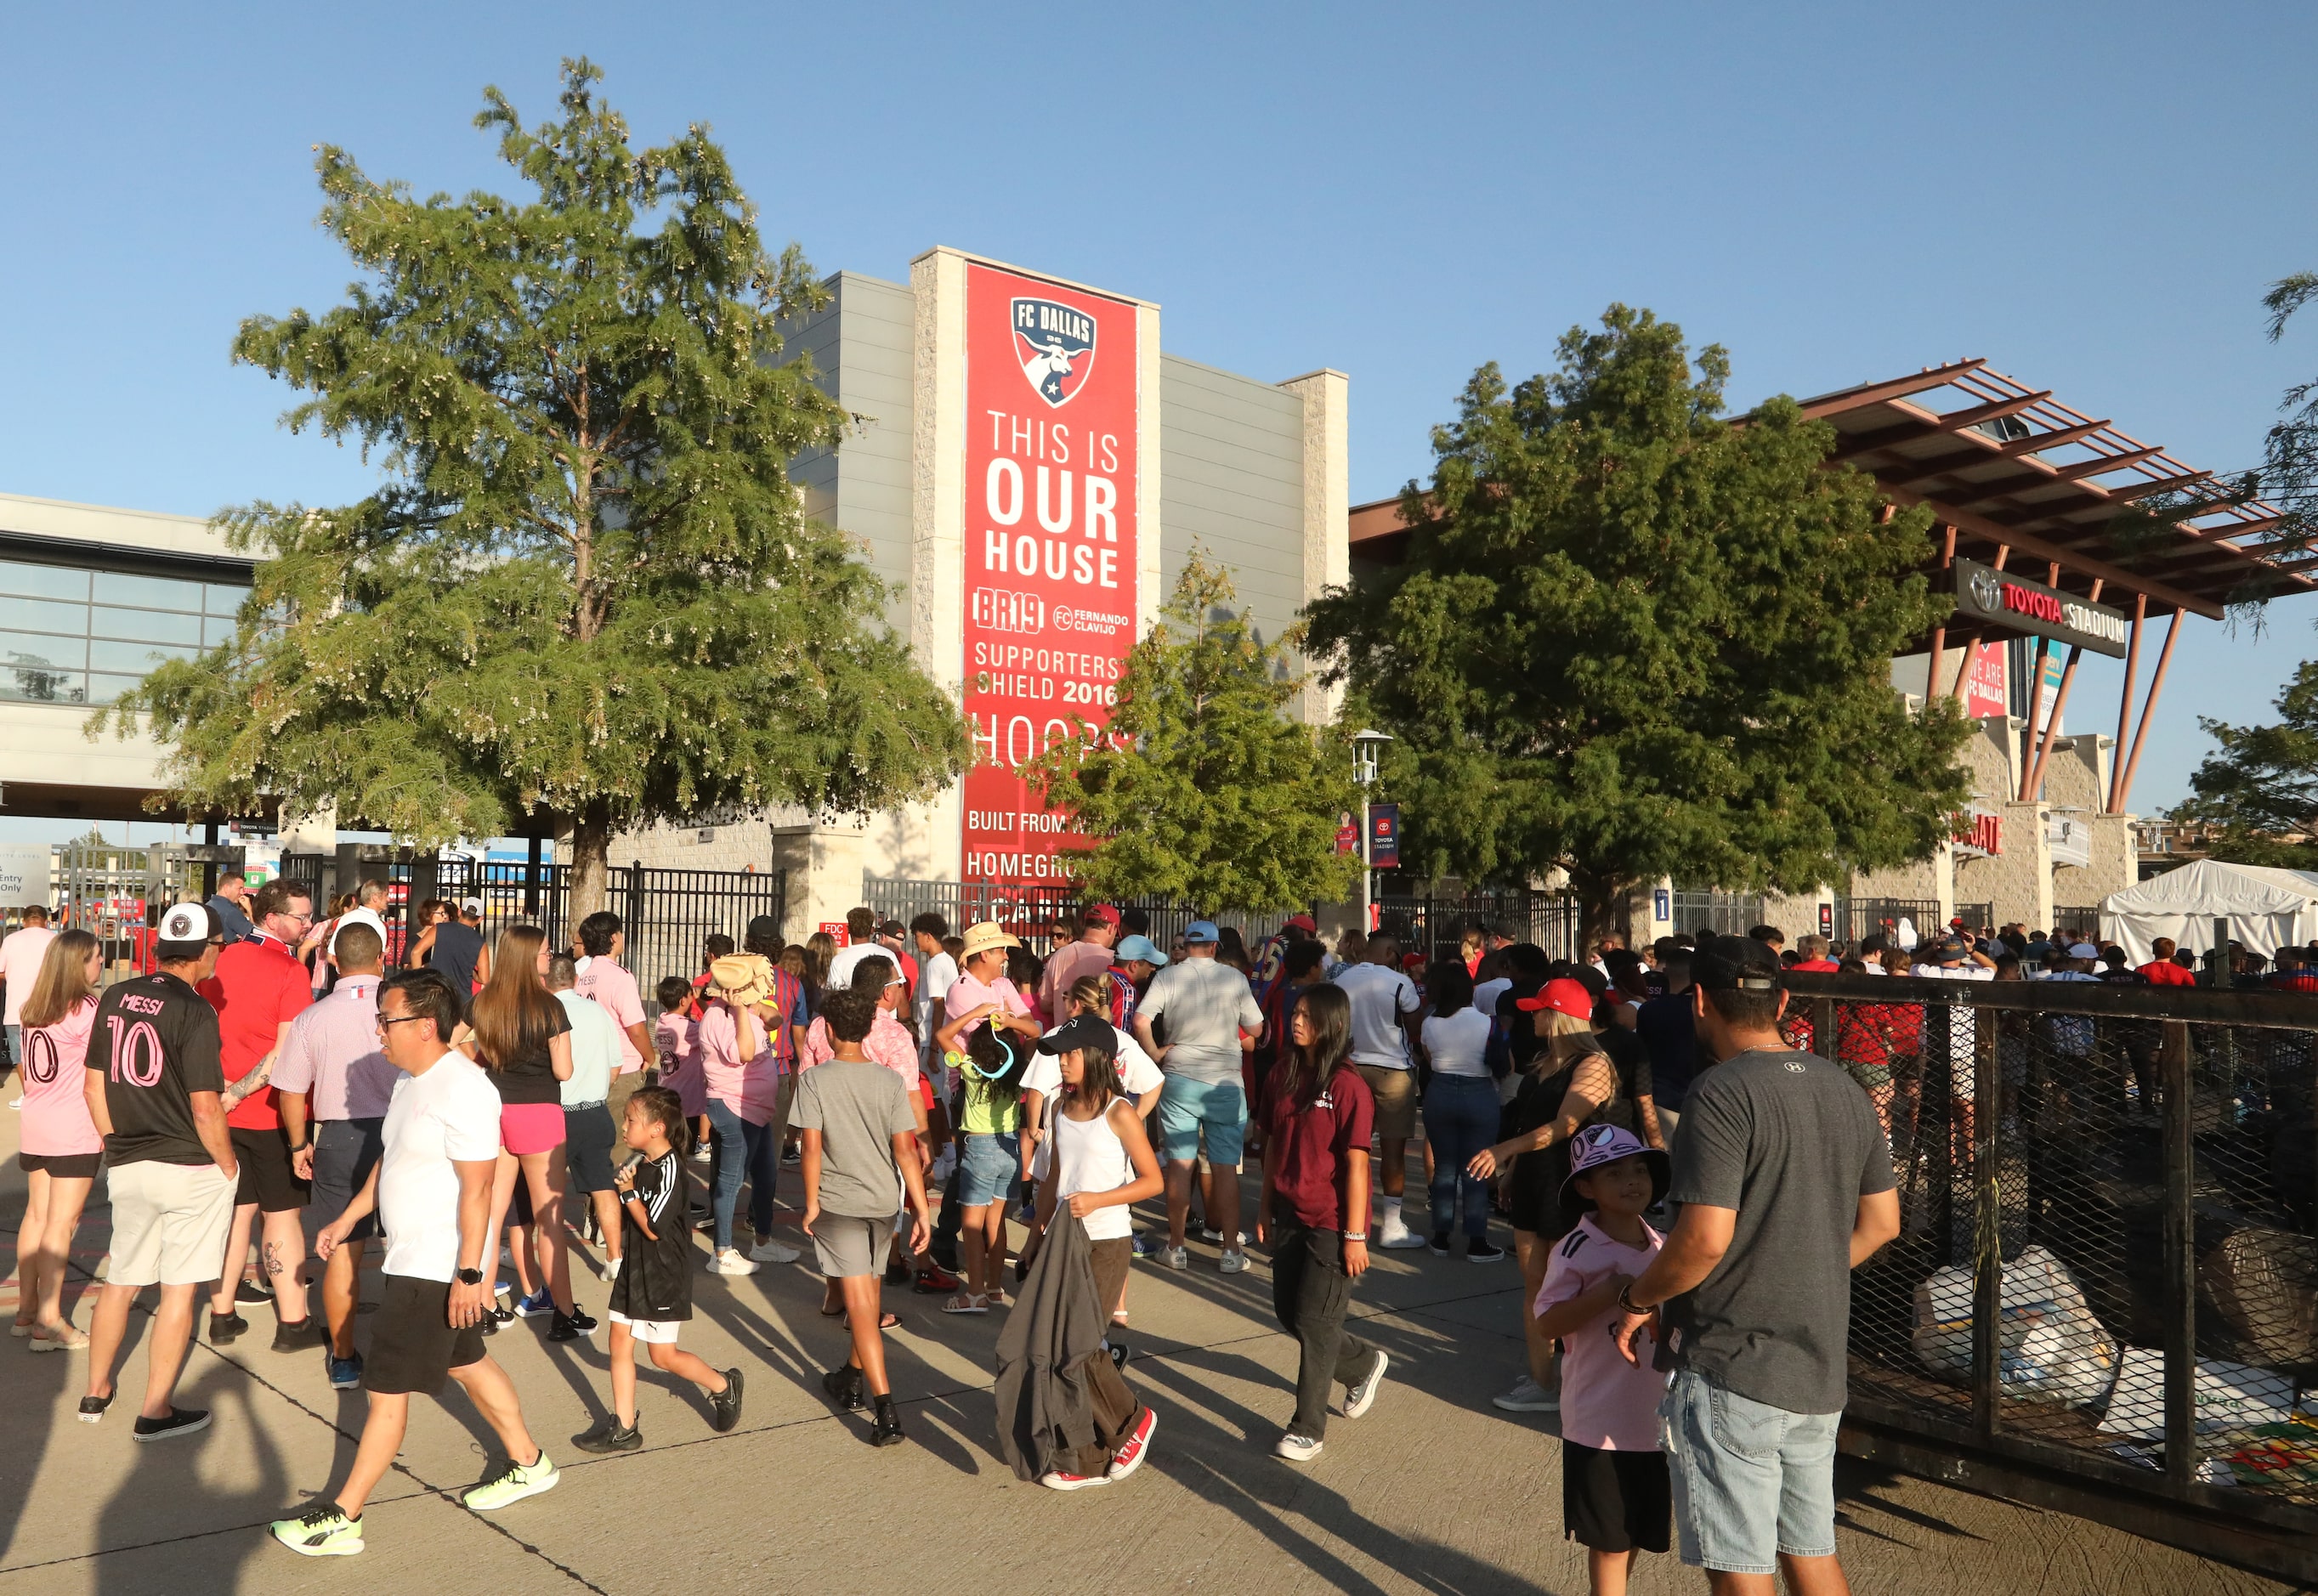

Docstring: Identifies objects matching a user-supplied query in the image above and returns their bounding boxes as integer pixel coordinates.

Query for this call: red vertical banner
[1963,642,2007,720]
[960,263,1142,887]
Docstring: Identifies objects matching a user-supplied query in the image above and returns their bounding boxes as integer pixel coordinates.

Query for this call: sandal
[941,1292,989,1316]
[880,1310,901,1330]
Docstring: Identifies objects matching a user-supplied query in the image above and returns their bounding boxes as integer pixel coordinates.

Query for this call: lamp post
[1352,728,1393,935]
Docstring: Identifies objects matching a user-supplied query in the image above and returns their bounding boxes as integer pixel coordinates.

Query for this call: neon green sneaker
[462,1450,558,1511]
[269,1500,364,1556]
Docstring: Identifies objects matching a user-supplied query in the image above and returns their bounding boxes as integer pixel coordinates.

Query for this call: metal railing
[1788,971,2318,1580]
[859,878,1279,954]
[1375,891,1581,965]
[1670,886,1766,937]
[1832,897,1941,950]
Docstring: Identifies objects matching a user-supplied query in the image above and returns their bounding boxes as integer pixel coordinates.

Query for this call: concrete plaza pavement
[0,1108,2294,1596]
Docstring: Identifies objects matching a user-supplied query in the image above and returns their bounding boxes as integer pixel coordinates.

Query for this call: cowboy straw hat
[959,921,1023,961]
[707,953,779,1008]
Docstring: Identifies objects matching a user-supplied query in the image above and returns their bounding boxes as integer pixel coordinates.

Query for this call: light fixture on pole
[1352,729,1393,933]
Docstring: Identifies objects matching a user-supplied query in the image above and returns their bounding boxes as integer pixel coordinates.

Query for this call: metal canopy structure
[1797,359,2308,814]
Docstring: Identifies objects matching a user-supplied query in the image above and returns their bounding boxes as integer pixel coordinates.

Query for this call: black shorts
[20,1150,102,1179]
[1562,1438,1671,1554]
[231,1125,309,1213]
[363,1274,490,1395]
[303,1118,383,1243]
[563,1103,617,1194]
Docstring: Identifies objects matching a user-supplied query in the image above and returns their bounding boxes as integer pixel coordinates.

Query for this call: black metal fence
[860,878,1284,954]
[1789,971,2318,1579]
[1375,891,1582,965]
[1832,897,1941,950]
[2051,905,2105,943]
[291,856,786,993]
[1670,886,1766,937]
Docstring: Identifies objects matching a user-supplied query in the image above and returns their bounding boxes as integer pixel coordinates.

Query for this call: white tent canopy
[2100,857,2318,965]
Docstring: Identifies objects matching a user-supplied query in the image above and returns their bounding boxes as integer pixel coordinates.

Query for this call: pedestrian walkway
[0,1110,2287,1594]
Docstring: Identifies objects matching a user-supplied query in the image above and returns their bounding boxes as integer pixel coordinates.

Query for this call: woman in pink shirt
[14,930,105,1350]
[696,969,788,1275]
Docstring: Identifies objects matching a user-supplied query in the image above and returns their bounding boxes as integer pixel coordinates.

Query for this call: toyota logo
[1969,569,2002,613]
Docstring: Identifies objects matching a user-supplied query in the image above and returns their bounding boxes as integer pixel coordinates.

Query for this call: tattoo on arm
[222,1056,275,1109]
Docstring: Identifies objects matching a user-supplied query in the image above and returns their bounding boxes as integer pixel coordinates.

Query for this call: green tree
[2173,661,2318,869]
[1024,550,1359,910]
[2260,269,2318,552]
[98,60,967,918]
[1303,305,1969,943]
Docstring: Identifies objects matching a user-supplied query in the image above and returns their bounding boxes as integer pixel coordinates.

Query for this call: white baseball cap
[332,906,388,955]
[160,902,220,944]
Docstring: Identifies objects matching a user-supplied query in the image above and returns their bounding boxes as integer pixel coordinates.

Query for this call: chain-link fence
[1792,971,2318,1576]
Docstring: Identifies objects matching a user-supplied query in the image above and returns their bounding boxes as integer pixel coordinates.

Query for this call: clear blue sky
[4,1,2315,843]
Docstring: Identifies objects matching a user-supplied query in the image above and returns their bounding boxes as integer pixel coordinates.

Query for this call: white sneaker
[1159,1245,1188,1271]
[1200,1226,1249,1246]
[1275,1431,1323,1463]
[708,1248,758,1276]
[1492,1375,1559,1413]
[1343,1349,1388,1418]
[1377,1220,1426,1249]
[748,1237,801,1265]
[1218,1248,1248,1273]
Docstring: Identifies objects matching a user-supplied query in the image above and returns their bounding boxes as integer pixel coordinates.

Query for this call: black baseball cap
[1035,1013,1115,1056]
[1692,935,1782,993]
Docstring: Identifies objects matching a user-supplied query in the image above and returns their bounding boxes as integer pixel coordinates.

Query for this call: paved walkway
[0,1112,2292,1595]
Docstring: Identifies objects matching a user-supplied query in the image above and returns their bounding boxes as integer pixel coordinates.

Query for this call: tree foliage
[1024,551,1359,911]
[1303,305,1969,941]
[2173,659,2318,869]
[98,59,967,916]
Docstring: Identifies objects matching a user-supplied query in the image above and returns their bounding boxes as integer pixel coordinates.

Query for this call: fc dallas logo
[1012,297,1097,408]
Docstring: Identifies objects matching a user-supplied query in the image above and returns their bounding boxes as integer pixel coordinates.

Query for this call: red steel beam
[1796,360,1989,421]
[2113,608,2185,814]
[2107,592,2147,812]
[2025,579,2102,801]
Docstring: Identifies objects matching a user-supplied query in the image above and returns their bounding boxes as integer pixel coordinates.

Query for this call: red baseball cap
[1082,903,1121,927]
[1285,914,1318,933]
[1515,977,1595,1020]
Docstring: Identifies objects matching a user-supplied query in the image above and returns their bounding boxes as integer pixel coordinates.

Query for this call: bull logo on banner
[1012,297,1097,407]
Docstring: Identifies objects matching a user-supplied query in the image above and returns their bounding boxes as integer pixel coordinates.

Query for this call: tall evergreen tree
[1304,305,1969,943]
[1025,551,1358,910]
[2173,662,2318,869]
[98,60,967,918]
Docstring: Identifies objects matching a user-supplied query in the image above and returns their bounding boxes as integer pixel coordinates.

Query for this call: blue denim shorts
[1659,1370,1839,1574]
[959,1131,1020,1209]
[1156,1076,1245,1167]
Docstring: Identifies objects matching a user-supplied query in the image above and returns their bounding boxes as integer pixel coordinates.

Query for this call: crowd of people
[3,880,2268,1591]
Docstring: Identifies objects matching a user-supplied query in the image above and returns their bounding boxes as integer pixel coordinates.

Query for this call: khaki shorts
[812,1212,896,1280]
[106,1159,236,1288]
[1357,1063,1418,1141]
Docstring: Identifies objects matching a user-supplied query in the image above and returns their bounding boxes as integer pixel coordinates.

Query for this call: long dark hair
[468,925,557,1072]
[1270,982,1352,1112]
[1425,959,1473,1017]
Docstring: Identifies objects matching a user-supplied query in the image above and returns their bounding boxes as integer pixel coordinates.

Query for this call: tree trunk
[570,798,613,925]
[1572,869,1629,959]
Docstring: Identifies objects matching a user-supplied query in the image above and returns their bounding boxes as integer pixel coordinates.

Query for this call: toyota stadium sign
[1952,558,2128,658]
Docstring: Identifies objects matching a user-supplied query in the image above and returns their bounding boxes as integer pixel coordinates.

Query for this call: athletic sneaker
[1159,1245,1188,1271]
[272,1316,327,1352]
[269,1500,363,1557]
[747,1237,801,1265]
[708,1248,758,1276]
[1039,1467,1110,1491]
[1130,1232,1164,1258]
[910,1264,963,1294]
[691,1144,713,1163]
[207,1311,248,1344]
[133,1408,212,1442]
[1274,1431,1323,1463]
[236,1278,275,1306]
[1199,1226,1249,1246]
[1427,1231,1453,1257]
[1377,1218,1427,1249]
[570,1416,643,1454]
[326,1353,364,1390]
[1107,1406,1157,1482]
[1217,1248,1248,1274]
[512,1287,555,1318]
[1491,1375,1559,1413]
[780,1146,801,1166]
[1343,1349,1389,1419]
[710,1367,745,1433]
[1466,1241,1507,1265]
[462,1451,558,1510]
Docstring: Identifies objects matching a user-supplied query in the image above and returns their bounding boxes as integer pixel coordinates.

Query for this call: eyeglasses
[375,1015,428,1034]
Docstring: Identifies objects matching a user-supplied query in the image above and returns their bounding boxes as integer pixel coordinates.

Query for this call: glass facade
[0,558,249,706]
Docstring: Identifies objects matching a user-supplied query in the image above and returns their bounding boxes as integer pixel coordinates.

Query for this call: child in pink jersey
[1533,1124,1671,1596]
[654,977,709,1153]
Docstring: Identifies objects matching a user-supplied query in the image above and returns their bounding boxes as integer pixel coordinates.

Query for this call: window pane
[0,594,88,635]
[202,614,241,647]
[0,629,86,669]
[85,673,143,705]
[90,638,199,673]
[0,561,90,603]
[206,583,252,615]
[91,606,201,645]
[91,571,204,613]
[0,665,86,704]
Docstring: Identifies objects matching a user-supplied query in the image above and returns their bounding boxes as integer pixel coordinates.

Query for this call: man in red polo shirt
[2138,937,2198,987]
[198,879,320,1349]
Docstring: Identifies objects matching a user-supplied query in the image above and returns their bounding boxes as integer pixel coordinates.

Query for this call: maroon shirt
[1263,1062,1374,1230]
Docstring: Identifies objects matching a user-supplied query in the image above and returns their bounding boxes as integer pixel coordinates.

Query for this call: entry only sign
[1952,558,2128,658]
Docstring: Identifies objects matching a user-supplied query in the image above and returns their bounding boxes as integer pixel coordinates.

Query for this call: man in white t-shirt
[825,907,886,990]
[1333,935,1425,1248]
[269,969,558,1559]
[910,914,960,1072]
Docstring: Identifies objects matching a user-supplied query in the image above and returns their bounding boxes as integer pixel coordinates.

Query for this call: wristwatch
[1616,1282,1648,1316]
[456,1267,485,1286]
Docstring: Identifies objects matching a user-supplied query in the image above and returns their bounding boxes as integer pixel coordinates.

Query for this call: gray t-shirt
[792,1057,916,1220]
[1139,958,1262,1084]
[1658,1046,1896,1415]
